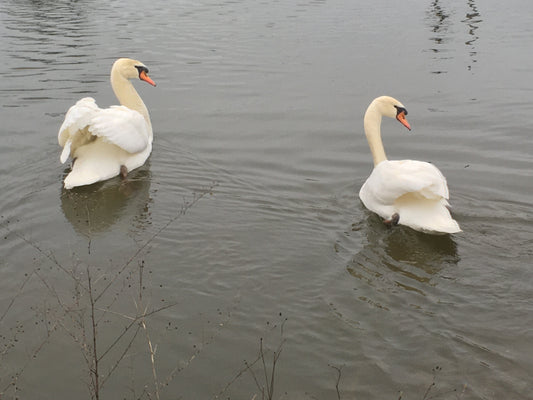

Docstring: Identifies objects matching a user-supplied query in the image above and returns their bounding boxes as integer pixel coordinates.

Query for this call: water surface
[1,0,532,398]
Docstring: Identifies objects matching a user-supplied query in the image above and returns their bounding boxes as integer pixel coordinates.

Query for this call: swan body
[359,96,461,234]
[58,58,156,189]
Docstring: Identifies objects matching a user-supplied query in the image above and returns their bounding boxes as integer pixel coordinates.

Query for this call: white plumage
[359,96,461,234]
[58,58,156,189]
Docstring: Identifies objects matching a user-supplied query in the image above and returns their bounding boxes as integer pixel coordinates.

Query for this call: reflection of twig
[160,298,236,393]
[417,366,469,400]
[250,320,286,400]
[85,204,92,255]
[215,356,262,399]
[0,269,35,323]
[87,267,100,400]
[100,323,141,388]
[0,311,57,396]
[137,260,160,400]
[2,222,70,276]
[217,318,287,400]
[329,364,343,400]
[422,365,441,400]
[1,183,217,399]
[95,183,217,304]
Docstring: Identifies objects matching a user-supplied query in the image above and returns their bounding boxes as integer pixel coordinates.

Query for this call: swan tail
[64,157,121,189]
[397,200,461,234]
[63,143,124,189]
[64,169,101,189]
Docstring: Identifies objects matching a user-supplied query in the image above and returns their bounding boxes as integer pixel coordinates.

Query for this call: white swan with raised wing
[58,58,156,189]
[359,96,461,234]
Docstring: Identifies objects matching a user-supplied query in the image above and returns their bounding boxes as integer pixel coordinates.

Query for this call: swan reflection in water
[60,165,152,238]
[348,213,459,297]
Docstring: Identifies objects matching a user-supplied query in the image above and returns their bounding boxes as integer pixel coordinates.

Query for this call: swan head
[372,95,411,131]
[112,58,156,86]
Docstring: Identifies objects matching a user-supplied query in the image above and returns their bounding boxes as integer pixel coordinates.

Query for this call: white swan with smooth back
[58,58,156,189]
[359,96,461,234]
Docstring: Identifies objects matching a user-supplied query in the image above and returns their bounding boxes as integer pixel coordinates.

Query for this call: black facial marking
[135,65,149,77]
[394,105,408,116]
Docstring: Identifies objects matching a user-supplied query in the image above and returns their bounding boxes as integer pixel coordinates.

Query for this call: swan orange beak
[139,70,156,87]
[396,110,411,131]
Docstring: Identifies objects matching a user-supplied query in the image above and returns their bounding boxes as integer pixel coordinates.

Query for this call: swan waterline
[58,58,156,189]
[359,96,461,235]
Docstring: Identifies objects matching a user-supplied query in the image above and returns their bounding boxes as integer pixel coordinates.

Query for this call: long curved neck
[363,103,387,167]
[110,69,152,132]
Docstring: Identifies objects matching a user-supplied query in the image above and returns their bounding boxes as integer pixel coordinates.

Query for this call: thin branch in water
[2,224,71,276]
[328,364,343,400]
[245,355,265,399]
[95,182,217,303]
[137,261,160,400]
[97,303,175,364]
[100,323,142,388]
[215,356,262,399]
[85,203,92,255]
[0,269,35,323]
[0,304,59,396]
[422,366,441,400]
[87,266,100,400]
[246,318,286,400]
[161,296,237,393]
[0,184,216,399]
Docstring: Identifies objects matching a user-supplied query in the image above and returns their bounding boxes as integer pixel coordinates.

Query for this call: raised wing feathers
[58,97,99,147]
[88,106,149,154]
[58,100,150,163]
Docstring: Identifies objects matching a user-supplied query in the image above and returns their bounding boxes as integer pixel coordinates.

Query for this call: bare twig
[246,350,265,399]
[0,316,58,396]
[137,261,160,400]
[1,183,216,399]
[87,267,100,400]
[100,324,142,387]
[422,366,441,400]
[239,318,287,400]
[97,303,175,364]
[85,203,92,255]
[95,184,216,303]
[160,299,235,390]
[215,356,262,399]
[0,269,35,323]
[329,364,343,400]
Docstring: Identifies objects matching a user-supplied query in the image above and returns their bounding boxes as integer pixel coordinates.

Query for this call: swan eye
[394,105,408,116]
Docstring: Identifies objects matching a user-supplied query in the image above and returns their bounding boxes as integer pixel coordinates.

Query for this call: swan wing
[88,105,150,154]
[359,160,460,233]
[58,98,101,163]
[365,160,449,205]
[58,97,100,147]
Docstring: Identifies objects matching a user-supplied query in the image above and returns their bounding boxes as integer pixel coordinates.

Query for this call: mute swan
[58,58,156,189]
[359,96,461,234]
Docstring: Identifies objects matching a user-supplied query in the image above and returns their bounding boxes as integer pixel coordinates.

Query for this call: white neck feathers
[110,67,152,132]
[364,102,387,167]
